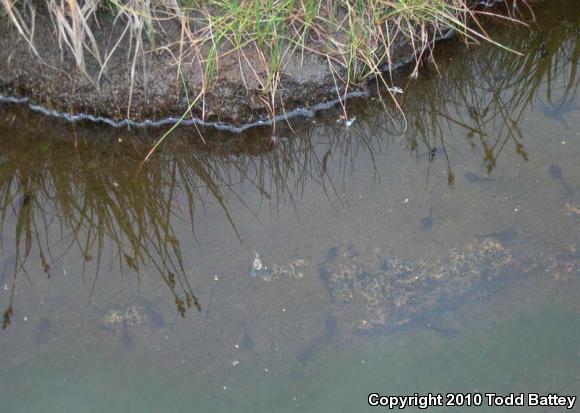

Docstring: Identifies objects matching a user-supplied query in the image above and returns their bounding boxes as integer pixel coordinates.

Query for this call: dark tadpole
[538,98,579,124]
[297,315,339,362]
[467,106,479,119]
[479,229,519,243]
[35,318,51,346]
[324,315,339,340]
[146,304,165,329]
[323,247,338,264]
[549,164,563,180]
[379,257,390,271]
[549,164,573,196]
[356,271,374,282]
[0,254,17,286]
[241,320,255,351]
[421,208,434,231]
[120,320,133,350]
[319,266,331,285]
[417,146,443,162]
[464,172,497,184]
[319,247,338,285]
[424,320,459,338]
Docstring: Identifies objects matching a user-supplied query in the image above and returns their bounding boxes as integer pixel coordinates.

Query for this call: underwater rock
[319,239,515,333]
[565,203,580,216]
[250,252,309,281]
[101,305,150,331]
[99,303,165,350]
[545,243,579,282]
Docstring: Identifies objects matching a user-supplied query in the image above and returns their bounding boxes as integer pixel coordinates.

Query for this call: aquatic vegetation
[319,239,517,332]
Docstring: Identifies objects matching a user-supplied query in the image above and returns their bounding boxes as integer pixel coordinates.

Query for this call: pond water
[0,1,579,412]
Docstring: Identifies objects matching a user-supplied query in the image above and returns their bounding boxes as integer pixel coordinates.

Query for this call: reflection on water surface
[0,1,579,411]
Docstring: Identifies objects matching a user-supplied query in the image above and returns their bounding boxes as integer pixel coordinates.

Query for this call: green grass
[1,0,527,91]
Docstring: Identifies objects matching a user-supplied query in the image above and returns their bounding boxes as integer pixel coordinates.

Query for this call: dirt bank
[0,2,525,128]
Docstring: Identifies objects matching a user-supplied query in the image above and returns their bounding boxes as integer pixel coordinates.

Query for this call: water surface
[0,1,579,411]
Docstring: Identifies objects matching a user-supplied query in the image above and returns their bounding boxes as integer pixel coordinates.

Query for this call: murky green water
[0,1,579,412]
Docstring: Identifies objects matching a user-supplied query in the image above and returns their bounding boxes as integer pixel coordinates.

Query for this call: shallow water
[0,1,579,412]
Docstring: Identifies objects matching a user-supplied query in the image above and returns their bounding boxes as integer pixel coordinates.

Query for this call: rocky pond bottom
[251,238,578,336]
[0,1,579,411]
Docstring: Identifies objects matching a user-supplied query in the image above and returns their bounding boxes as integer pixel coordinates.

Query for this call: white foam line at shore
[0,91,372,133]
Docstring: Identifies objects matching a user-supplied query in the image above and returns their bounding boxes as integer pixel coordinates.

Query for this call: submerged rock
[99,302,165,350]
[319,239,515,333]
[249,252,309,281]
[101,305,150,331]
[101,302,167,331]
[545,243,579,282]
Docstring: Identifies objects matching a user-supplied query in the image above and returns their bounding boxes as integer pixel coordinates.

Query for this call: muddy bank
[0,12,404,128]
[0,2,525,129]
